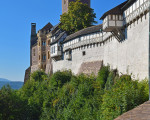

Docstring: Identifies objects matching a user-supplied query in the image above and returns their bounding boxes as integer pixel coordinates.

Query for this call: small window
[82,51,86,56]
[111,15,113,20]
[42,41,46,46]
[39,42,40,46]
[118,15,120,20]
[54,46,55,53]
[66,51,69,55]
[51,47,52,54]
[51,46,54,54]
[39,55,40,60]
[42,54,46,60]
[48,51,50,59]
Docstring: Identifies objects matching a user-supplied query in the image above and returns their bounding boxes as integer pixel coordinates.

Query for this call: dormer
[50,31,67,61]
[100,1,127,41]
[102,14,124,32]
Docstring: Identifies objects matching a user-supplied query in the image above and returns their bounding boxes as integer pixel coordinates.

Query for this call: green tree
[60,0,97,34]
[96,66,110,89]
[99,75,149,120]
[0,85,28,120]
[0,69,148,120]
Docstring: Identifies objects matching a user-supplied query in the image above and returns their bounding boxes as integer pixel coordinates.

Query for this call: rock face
[24,67,31,84]
[115,101,150,120]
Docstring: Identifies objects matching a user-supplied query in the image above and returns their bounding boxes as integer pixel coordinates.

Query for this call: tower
[30,23,37,66]
[62,0,91,14]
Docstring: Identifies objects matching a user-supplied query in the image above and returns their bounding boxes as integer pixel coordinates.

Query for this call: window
[54,46,55,53]
[58,46,61,51]
[51,47,53,54]
[44,55,46,60]
[82,51,86,56]
[42,54,46,60]
[42,41,46,46]
[39,55,40,60]
[39,42,40,46]
[52,47,53,54]
[48,51,50,59]
[66,50,71,55]
[111,15,113,20]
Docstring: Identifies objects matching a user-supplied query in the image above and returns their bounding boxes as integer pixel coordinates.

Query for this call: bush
[105,69,117,90]
[96,66,110,89]
[0,85,28,120]
[100,75,149,120]
[50,70,72,89]
[30,70,47,82]
[0,68,149,120]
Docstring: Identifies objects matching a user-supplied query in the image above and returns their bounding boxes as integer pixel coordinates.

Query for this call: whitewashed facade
[51,0,149,80]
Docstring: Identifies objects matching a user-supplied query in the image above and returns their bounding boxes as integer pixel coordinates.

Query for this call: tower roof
[100,1,127,20]
[41,22,53,31]
[50,23,62,35]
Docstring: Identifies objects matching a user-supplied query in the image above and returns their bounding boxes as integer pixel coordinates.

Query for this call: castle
[24,0,149,82]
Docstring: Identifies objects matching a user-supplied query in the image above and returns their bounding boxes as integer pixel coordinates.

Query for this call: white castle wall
[53,12,149,80]
[103,12,149,79]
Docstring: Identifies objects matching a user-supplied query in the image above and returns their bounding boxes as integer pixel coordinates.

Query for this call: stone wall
[78,61,103,75]
[31,45,39,73]
[45,63,52,74]
[32,45,38,66]
[52,12,149,80]
[31,65,39,73]
[24,67,31,83]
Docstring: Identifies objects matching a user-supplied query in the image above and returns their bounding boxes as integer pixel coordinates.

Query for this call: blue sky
[0,0,126,82]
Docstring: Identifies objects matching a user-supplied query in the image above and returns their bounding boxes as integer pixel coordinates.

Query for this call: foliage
[30,70,47,82]
[105,69,118,91]
[99,75,149,120]
[96,66,110,89]
[0,85,28,120]
[0,68,149,120]
[60,0,97,34]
